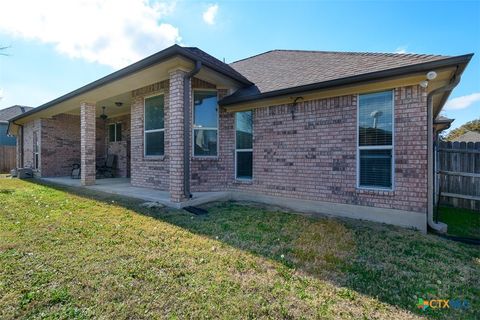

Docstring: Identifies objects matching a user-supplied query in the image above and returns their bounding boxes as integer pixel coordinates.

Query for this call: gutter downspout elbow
[426,73,461,234]
[183,60,202,199]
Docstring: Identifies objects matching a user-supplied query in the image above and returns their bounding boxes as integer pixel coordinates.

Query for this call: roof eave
[432,55,473,119]
[9,45,253,124]
[220,53,474,106]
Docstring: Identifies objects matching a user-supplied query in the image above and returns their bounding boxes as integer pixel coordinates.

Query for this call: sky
[0,0,478,130]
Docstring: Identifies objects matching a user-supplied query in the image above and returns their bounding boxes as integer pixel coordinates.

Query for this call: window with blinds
[358,91,393,189]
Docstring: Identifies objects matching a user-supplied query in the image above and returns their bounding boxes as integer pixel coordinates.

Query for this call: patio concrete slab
[39,177,229,208]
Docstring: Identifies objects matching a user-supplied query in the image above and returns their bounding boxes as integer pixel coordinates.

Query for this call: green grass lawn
[1,178,479,319]
[438,206,480,239]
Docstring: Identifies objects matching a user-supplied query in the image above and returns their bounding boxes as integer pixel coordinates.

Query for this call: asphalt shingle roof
[452,131,480,143]
[229,50,450,95]
[0,105,32,122]
[183,47,252,85]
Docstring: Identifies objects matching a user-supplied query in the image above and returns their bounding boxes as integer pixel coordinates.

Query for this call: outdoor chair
[96,154,117,178]
[71,163,80,179]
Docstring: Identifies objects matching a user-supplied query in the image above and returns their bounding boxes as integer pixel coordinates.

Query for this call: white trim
[144,94,165,157]
[358,145,393,150]
[192,89,219,157]
[234,110,253,180]
[356,90,395,191]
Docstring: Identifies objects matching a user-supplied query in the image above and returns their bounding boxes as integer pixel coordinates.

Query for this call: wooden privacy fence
[436,141,480,211]
[0,145,16,173]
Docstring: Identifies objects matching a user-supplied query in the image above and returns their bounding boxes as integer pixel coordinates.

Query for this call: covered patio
[40,176,229,208]
[8,46,249,205]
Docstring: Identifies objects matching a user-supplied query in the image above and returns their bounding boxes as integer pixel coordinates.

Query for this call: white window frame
[356,90,395,191]
[144,93,165,157]
[108,122,122,142]
[192,89,219,158]
[235,110,253,181]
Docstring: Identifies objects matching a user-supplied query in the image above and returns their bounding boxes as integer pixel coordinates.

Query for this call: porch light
[426,71,437,80]
[100,106,108,121]
[419,80,429,88]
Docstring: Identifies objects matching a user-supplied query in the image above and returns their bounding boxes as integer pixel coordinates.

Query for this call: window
[193,90,218,156]
[33,131,39,170]
[358,91,394,189]
[144,95,165,156]
[235,111,253,179]
[108,123,122,142]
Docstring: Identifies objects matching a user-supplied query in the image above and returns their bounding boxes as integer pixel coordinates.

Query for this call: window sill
[144,155,166,161]
[192,156,220,161]
[356,186,394,195]
[234,178,253,184]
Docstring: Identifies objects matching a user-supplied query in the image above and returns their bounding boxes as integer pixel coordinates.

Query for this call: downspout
[183,61,202,199]
[12,121,24,168]
[426,70,461,233]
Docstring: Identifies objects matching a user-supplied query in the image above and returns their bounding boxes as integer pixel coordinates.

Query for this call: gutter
[426,69,461,233]
[183,61,202,199]
[11,120,24,168]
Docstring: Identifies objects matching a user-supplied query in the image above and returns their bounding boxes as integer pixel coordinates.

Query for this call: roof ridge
[229,50,278,65]
[230,49,449,65]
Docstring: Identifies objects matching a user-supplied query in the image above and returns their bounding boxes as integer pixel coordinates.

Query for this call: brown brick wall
[130,80,170,190]
[33,113,107,177]
[190,88,232,191]
[168,69,187,202]
[129,77,221,193]
[215,85,427,213]
[80,103,96,186]
[21,119,40,170]
[41,114,80,177]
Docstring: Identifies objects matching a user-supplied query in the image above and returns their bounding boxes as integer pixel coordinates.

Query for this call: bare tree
[0,45,10,56]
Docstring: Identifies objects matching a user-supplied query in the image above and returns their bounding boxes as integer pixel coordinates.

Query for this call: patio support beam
[168,69,188,203]
[80,102,96,186]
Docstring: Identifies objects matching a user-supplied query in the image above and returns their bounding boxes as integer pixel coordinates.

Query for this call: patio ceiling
[8,51,244,135]
[66,92,133,118]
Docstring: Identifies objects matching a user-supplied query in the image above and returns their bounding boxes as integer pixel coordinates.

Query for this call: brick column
[80,103,96,186]
[169,69,187,203]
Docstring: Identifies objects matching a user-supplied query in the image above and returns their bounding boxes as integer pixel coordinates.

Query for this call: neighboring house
[0,105,32,145]
[0,105,32,173]
[450,130,480,143]
[7,45,473,232]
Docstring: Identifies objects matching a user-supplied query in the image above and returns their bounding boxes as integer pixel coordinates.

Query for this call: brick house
[8,45,472,232]
[0,105,32,146]
[0,105,32,172]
